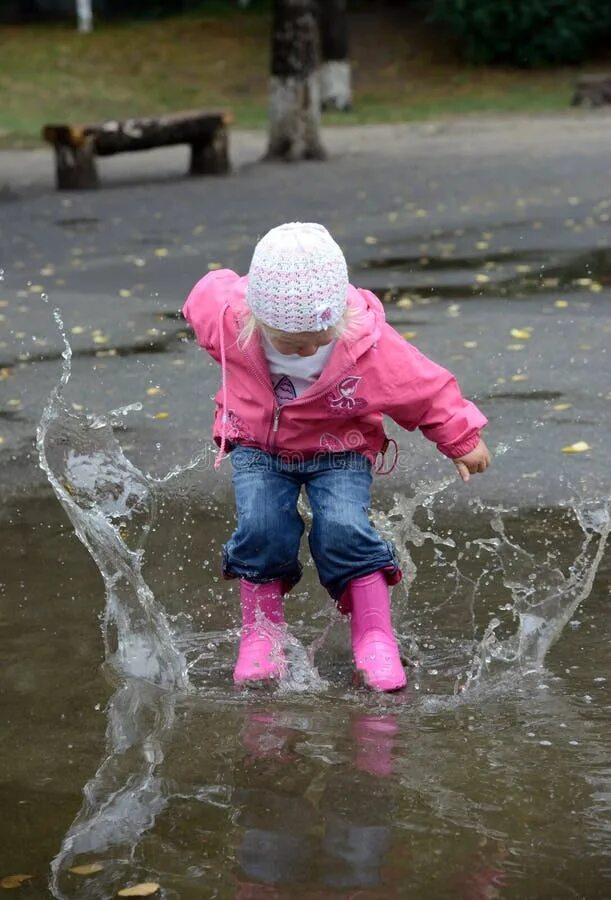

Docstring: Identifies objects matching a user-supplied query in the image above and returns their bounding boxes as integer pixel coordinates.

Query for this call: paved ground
[1,113,610,508]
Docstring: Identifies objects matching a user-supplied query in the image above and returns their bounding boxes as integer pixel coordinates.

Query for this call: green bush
[432,0,611,66]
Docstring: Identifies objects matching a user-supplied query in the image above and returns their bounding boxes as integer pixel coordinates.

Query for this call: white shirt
[262,332,336,405]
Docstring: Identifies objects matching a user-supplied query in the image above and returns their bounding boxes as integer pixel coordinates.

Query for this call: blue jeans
[223,446,400,601]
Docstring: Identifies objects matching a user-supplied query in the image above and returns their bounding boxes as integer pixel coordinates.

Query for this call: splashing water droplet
[37,302,188,689]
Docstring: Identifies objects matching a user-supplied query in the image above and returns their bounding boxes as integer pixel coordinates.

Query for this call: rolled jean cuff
[330,540,403,609]
[222,547,303,594]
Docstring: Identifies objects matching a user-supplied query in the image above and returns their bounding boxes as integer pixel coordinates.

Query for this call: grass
[0,8,608,148]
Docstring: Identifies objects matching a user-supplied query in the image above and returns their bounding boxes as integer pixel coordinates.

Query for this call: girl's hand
[454,439,491,482]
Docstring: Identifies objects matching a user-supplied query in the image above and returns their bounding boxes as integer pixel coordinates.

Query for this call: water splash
[38,309,189,895]
[469,499,610,681]
[36,307,188,688]
[376,470,609,691]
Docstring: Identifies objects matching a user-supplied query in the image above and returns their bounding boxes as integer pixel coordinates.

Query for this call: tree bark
[572,75,611,107]
[319,0,352,112]
[266,0,325,161]
[76,0,93,33]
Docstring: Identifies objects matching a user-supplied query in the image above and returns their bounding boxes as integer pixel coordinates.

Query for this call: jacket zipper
[244,349,358,454]
[243,353,281,451]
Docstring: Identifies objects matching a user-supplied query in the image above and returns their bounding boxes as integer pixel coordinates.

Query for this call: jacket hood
[345,284,385,354]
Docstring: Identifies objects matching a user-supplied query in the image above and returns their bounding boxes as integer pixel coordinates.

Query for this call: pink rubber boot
[349,571,407,692]
[233,579,286,685]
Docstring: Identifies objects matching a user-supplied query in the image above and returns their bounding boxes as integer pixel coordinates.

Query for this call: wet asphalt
[1,114,610,508]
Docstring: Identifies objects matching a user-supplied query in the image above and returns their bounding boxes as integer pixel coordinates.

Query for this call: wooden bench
[572,75,611,108]
[42,109,232,190]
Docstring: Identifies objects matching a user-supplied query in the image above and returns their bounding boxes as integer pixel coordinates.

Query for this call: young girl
[183,222,490,692]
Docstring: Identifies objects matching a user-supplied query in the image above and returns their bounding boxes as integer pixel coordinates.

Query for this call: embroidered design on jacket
[273,375,297,405]
[327,375,367,414]
[224,409,255,442]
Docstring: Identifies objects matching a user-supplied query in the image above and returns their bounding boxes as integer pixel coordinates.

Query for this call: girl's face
[267,327,336,357]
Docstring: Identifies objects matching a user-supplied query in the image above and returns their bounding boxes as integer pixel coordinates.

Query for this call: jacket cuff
[437,431,482,460]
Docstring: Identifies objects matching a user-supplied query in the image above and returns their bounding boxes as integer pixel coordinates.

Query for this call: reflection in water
[36,307,609,897]
[50,680,176,899]
[236,710,396,893]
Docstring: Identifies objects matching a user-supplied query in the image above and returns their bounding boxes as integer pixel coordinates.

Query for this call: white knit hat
[246,222,349,333]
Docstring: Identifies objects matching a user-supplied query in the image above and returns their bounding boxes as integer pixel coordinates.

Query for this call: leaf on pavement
[561,441,590,453]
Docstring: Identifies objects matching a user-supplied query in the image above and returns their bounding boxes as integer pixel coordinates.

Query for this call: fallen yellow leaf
[402,331,417,340]
[552,403,572,411]
[474,274,490,284]
[511,374,528,382]
[397,296,413,308]
[463,341,478,348]
[146,387,164,397]
[154,248,168,258]
[1,874,33,889]
[119,289,132,298]
[510,328,532,340]
[93,335,110,345]
[117,883,160,897]
[69,863,104,876]
[554,300,569,309]
[207,262,222,270]
[71,325,85,334]
[364,236,378,245]
[561,441,590,454]
[153,412,169,420]
[590,282,603,293]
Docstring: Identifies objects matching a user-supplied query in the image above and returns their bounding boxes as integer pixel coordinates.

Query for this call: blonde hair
[238,304,362,349]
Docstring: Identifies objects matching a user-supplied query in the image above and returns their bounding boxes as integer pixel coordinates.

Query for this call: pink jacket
[183,269,487,469]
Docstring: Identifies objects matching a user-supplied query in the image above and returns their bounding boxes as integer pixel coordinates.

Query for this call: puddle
[2,487,609,898]
[1,306,610,898]
[484,390,564,402]
[360,247,611,302]
[55,217,101,233]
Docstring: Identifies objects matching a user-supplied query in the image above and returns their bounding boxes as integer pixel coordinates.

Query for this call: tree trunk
[266,0,325,161]
[319,0,352,111]
[76,0,93,33]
